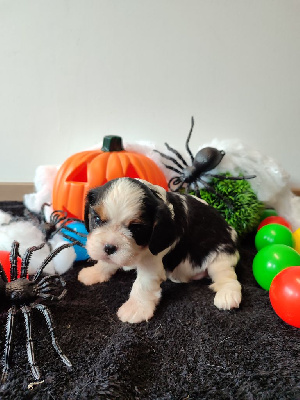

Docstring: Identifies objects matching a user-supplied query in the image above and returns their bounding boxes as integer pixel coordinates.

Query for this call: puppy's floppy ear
[84,201,91,232]
[84,188,100,232]
[149,204,177,255]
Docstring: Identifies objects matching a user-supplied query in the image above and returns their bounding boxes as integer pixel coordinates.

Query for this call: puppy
[78,178,242,323]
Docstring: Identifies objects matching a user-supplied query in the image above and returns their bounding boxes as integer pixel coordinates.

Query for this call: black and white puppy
[78,177,242,323]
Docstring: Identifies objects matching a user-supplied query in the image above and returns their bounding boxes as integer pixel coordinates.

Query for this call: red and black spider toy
[155,117,256,199]
[0,240,75,383]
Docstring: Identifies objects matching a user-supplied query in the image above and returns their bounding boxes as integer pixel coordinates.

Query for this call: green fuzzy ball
[190,173,264,237]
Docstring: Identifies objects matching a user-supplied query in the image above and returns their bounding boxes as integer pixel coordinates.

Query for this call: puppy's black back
[162,192,237,272]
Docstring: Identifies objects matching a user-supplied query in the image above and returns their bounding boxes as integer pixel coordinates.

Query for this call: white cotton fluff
[0,210,76,275]
[24,165,59,213]
[48,234,76,275]
[124,141,176,183]
[0,211,55,275]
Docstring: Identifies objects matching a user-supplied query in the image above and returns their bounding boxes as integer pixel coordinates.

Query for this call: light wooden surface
[0,183,35,201]
[0,183,299,202]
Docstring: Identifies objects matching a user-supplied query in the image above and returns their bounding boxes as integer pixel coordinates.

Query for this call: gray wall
[1,0,299,186]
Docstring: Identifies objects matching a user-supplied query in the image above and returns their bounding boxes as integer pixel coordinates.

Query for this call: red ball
[269,266,300,328]
[258,216,292,231]
[0,251,22,281]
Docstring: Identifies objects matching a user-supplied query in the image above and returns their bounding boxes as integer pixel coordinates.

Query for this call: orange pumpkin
[52,136,168,220]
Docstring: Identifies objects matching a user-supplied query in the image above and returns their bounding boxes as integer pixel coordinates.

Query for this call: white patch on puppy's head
[102,179,145,223]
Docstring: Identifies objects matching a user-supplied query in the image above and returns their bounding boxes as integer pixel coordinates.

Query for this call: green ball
[259,208,278,223]
[253,244,300,290]
[255,223,295,251]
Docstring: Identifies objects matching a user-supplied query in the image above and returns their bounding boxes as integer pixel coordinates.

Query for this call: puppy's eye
[94,215,102,224]
[91,213,104,227]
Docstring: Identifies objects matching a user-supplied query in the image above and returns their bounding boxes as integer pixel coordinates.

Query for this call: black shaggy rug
[0,201,299,400]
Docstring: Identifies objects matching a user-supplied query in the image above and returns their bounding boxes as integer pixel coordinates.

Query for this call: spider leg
[174,181,185,193]
[54,219,87,240]
[9,241,20,281]
[46,208,67,226]
[41,202,51,223]
[33,242,77,282]
[163,143,188,167]
[51,209,68,225]
[205,173,256,181]
[21,305,41,381]
[62,217,84,225]
[42,208,67,240]
[0,261,8,283]
[37,274,65,288]
[164,164,183,175]
[168,176,185,192]
[185,116,195,163]
[38,292,67,302]
[21,243,47,279]
[61,220,86,236]
[197,177,234,209]
[192,181,202,198]
[38,282,60,293]
[37,277,62,292]
[45,211,85,241]
[34,304,72,368]
[36,275,67,301]
[61,233,86,246]
[153,149,186,172]
[1,306,17,384]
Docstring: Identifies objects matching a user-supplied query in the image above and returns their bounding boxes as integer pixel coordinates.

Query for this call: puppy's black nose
[104,244,117,255]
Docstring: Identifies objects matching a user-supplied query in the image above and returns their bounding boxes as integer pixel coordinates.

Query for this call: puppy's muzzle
[104,244,118,255]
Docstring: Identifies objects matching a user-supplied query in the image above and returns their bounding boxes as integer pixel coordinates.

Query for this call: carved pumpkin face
[52,136,168,220]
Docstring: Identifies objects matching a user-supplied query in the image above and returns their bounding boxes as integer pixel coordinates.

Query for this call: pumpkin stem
[101,136,124,152]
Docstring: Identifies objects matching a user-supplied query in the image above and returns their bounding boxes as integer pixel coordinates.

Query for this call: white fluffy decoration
[42,203,77,275]
[24,165,59,213]
[196,139,300,230]
[23,138,300,230]
[197,139,290,204]
[0,210,76,275]
[48,234,77,275]
[124,140,176,183]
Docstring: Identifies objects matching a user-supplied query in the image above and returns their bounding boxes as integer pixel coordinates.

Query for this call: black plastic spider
[0,240,75,383]
[155,117,256,199]
[40,203,87,245]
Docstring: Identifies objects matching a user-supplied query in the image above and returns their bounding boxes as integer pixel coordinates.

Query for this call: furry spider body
[0,241,74,383]
[155,117,255,197]
[179,146,225,184]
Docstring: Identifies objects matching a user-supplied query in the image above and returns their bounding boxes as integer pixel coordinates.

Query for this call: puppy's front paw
[117,298,155,323]
[78,266,109,286]
[214,287,242,310]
